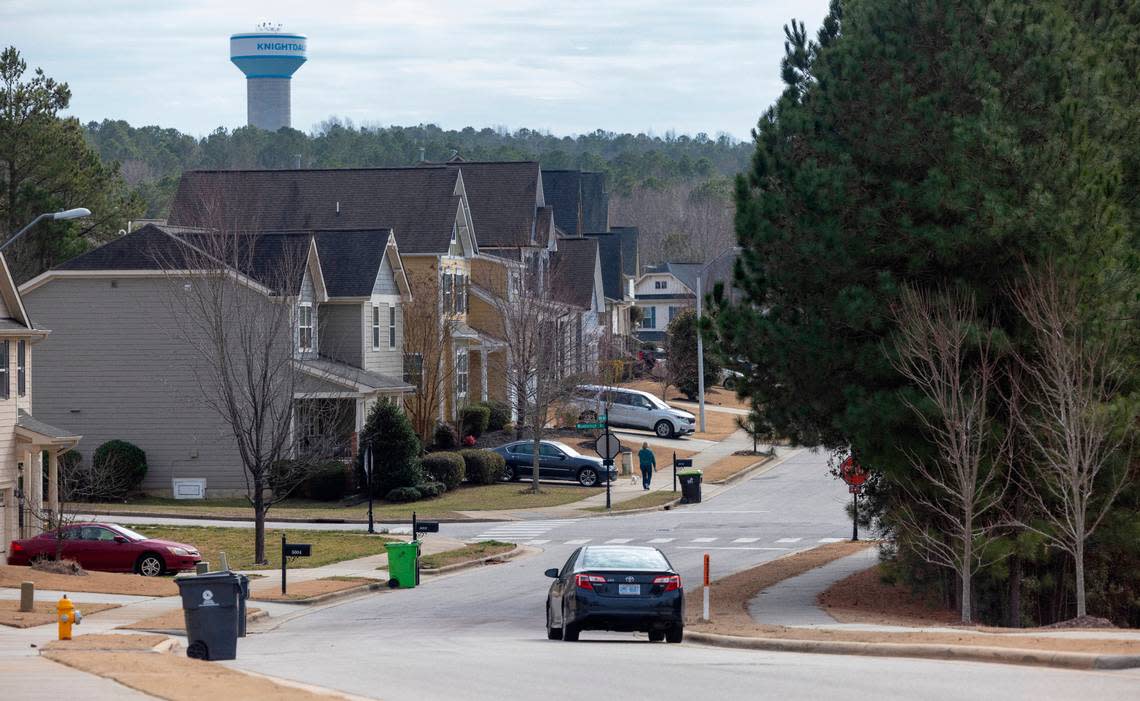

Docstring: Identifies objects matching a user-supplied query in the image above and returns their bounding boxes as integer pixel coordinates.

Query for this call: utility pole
[696,274,706,433]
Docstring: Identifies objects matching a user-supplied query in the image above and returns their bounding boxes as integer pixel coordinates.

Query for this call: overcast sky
[1,1,830,141]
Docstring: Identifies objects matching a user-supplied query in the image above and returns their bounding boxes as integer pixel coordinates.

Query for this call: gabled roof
[586,232,623,301]
[645,262,702,295]
[168,168,463,255]
[580,172,609,233]
[0,251,35,330]
[541,170,582,236]
[441,161,542,248]
[296,357,414,394]
[313,229,393,298]
[610,226,640,277]
[551,237,600,310]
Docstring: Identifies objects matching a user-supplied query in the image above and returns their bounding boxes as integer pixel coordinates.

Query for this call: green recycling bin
[385,541,420,589]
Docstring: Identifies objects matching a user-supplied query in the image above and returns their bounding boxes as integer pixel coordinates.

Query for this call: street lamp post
[695,247,740,433]
[1,208,92,253]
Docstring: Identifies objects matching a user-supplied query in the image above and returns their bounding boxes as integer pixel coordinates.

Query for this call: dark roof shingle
[551,238,599,310]
[444,161,541,248]
[586,232,623,300]
[541,170,582,236]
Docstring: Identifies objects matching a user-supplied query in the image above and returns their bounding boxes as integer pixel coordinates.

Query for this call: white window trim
[456,349,469,399]
[298,303,314,352]
[371,304,381,350]
[388,303,397,350]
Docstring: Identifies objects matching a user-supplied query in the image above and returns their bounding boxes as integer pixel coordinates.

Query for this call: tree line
[716,0,1138,627]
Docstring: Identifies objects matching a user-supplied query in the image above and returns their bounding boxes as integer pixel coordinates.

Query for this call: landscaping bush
[479,400,512,432]
[385,486,422,503]
[92,440,147,498]
[300,461,351,501]
[460,405,491,439]
[422,451,465,491]
[432,422,459,450]
[418,481,447,498]
[358,399,423,495]
[461,449,505,485]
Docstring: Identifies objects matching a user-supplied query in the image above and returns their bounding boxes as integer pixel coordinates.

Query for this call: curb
[249,581,385,606]
[150,637,180,654]
[706,455,775,486]
[78,510,510,525]
[421,544,528,575]
[684,631,1140,670]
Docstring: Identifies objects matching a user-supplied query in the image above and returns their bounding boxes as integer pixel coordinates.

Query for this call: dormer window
[388,304,397,349]
[17,340,25,397]
[298,303,314,351]
[371,305,381,350]
[655,280,667,290]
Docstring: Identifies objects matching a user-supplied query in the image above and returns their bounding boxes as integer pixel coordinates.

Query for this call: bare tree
[155,224,344,564]
[890,287,1009,624]
[401,268,459,442]
[1008,271,1133,619]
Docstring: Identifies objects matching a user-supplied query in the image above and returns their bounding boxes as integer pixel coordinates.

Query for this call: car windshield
[549,441,579,457]
[108,524,148,542]
[644,394,670,410]
[581,547,669,571]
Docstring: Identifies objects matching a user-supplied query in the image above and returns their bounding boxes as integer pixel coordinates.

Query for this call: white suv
[571,385,696,438]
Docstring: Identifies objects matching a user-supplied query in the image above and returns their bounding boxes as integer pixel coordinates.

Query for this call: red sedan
[8,522,201,577]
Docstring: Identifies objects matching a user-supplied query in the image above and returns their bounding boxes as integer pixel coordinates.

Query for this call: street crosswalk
[471,523,854,548]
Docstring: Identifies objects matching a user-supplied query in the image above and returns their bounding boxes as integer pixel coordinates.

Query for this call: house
[585,231,636,359]
[20,224,414,496]
[541,170,609,237]
[550,237,606,376]
[165,167,492,428]
[633,262,701,343]
[0,252,80,561]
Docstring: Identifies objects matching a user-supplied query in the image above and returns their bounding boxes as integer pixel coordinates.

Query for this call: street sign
[576,422,606,430]
[594,433,622,460]
[839,456,868,486]
[284,543,311,557]
[675,458,693,468]
[848,484,862,494]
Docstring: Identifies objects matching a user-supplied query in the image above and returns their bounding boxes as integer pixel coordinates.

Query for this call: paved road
[219,449,1140,700]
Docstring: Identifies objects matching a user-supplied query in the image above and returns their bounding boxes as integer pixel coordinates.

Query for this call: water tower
[230,22,307,131]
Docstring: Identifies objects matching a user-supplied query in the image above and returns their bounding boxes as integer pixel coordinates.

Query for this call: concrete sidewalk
[748,547,878,626]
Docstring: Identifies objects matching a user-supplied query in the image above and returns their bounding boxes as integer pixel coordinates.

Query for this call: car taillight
[653,575,681,592]
[575,574,607,590]
[10,541,23,553]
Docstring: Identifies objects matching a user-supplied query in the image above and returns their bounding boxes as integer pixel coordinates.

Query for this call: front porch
[1,411,81,560]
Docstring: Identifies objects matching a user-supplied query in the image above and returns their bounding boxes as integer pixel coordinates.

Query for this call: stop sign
[594,434,622,461]
[839,456,867,486]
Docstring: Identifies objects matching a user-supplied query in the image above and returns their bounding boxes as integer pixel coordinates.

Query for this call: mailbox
[284,543,311,557]
[675,458,694,468]
[414,522,440,534]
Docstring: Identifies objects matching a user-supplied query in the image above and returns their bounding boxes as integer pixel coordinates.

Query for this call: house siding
[363,257,403,378]
[320,303,362,367]
[23,277,250,492]
[295,271,318,359]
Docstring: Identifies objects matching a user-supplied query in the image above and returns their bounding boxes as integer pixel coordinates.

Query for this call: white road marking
[605,538,633,544]
[691,537,718,543]
[525,540,550,545]
[647,538,675,544]
[677,546,792,551]
[474,519,576,543]
[732,538,760,543]
[776,538,802,543]
[564,539,591,545]
[818,538,844,543]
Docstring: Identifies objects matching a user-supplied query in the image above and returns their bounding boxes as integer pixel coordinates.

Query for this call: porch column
[20,448,34,537]
[479,347,489,402]
[48,450,60,518]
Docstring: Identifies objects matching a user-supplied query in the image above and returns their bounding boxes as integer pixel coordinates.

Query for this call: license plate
[618,584,640,595]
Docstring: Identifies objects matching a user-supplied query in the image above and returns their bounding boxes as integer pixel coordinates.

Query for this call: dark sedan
[7,522,202,577]
[492,440,617,487]
[545,545,684,642]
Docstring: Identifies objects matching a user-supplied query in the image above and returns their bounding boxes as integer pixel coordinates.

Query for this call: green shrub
[461,449,505,485]
[300,461,351,501]
[479,401,511,432]
[93,440,147,498]
[460,405,491,438]
[385,486,422,503]
[433,422,459,450]
[358,399,423,495]
[422,452,465,490]
[418,481,447,498]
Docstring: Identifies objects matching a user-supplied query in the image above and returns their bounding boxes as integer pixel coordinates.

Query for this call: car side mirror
[559,454,567,460]
[113,536,127,544]
[544,568,559,578]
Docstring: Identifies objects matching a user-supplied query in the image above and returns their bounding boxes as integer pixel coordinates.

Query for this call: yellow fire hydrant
[57,595,81,641]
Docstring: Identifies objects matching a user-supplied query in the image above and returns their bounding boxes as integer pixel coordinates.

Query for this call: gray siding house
[20,225,413,496]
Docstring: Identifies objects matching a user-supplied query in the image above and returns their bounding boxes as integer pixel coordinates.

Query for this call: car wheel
[546,603,563,640]
[723,376,736,390]
[502,464,516,482]
[562,604,580,642]
[654,420,674,438]
[136,553,165,577]
[665,625,684,643]
[648,631,665,642]
[577,467,599,487]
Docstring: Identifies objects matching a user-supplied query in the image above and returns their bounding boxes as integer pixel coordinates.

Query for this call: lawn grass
[585,490,678,513]
[131,525,395,571]
[74,483,601,522]
[701,454,770,483]
[419,541,515,570]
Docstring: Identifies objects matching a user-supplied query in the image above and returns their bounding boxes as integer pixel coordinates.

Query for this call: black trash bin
[678,469,703,504]
[236,573,250,638]
[175,571,242,660]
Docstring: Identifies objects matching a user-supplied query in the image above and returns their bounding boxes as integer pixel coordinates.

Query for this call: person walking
[638,442,656,490]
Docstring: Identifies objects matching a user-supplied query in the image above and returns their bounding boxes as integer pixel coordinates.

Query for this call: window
[640,307,656,329]
[388,304,397,349]
[17,340,25,397]
[456,350,469,398]
[456,273,467,314]
[297,304,314,351]
[511,443,533,455]
[403,353,424,389]
[539,443,563,458]
[371,305,381,350]
[442,272,454,314]
[0,341,8,399]
[668,306,681,322]
[655,280,667,290]
[582,547,669,570]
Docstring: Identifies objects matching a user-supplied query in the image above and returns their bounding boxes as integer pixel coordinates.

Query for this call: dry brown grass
[690,410,741,441]
[0,600,119,628]
[118,606,263,633]
[249,576,378,602]
[0,565,177,597]
[818,565,961,627]
[701,454,770,483]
